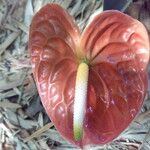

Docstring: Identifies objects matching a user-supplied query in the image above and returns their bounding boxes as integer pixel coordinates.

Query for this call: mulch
[0,0,149,149]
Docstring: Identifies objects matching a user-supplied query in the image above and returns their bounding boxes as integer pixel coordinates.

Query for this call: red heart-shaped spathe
[29,4,149,147]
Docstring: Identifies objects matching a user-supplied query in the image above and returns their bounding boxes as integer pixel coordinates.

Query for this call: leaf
[0,101,21,109]
[4,109,38,129]
[24,123,54,142]
[42,129,68,144]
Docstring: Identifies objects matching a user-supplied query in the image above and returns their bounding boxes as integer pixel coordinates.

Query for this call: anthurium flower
[29,4,149,147]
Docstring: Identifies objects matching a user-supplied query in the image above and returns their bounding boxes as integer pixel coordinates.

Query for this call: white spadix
[73,62,89,140]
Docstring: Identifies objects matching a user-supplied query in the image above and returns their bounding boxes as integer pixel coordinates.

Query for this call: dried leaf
[24,0,33,26]
[24,123,54,142]
[4,109,38,129]
[42,129,68,144]
[0,32,20,55]
[0,101,21,109]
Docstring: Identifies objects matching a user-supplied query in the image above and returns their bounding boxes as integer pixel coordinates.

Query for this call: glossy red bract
[29,4,149,147]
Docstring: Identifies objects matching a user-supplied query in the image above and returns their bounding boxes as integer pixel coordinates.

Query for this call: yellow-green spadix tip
[74,125,82,140]
[73,62,89,141]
